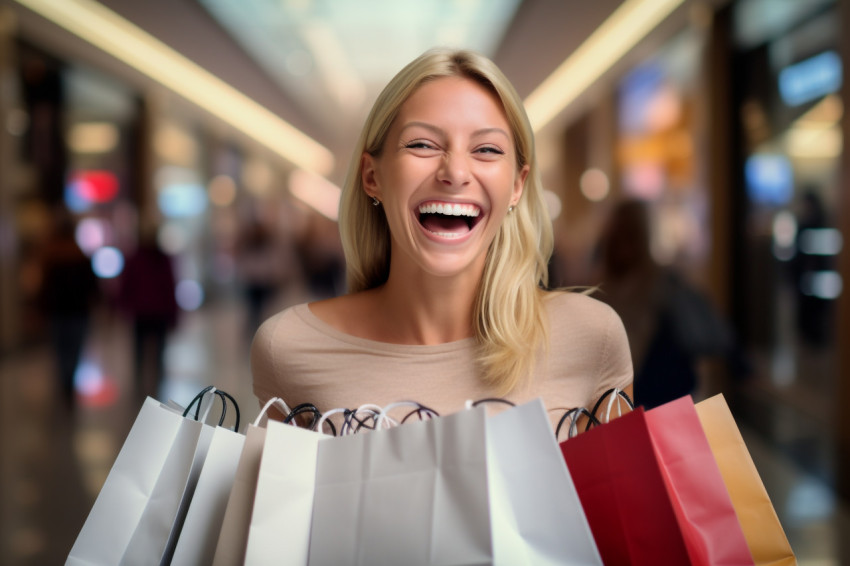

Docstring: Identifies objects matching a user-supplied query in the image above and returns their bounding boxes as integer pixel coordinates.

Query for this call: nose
[436,152,471,187]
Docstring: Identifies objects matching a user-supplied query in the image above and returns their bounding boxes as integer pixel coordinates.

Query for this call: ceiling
[8,0,707,180]
[197,0,523,136]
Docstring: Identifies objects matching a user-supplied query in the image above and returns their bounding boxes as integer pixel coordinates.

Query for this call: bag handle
[590,388,634,425]
[343,405,382,434]
[283,403,325,431]
[315,407,350,436]
[465,398,516,409]
[253,397,293,427]
[215,389,241,432]
[400,402,439,424]
[555,407,601,441]
[375,401,438,430]
[182,386,241,431]
[183,386,223,423]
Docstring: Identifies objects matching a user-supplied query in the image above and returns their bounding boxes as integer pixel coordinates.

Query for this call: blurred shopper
[38,207,98,407]
[119,227,178,400]
[236,219,284,336]
[595,199,732,408]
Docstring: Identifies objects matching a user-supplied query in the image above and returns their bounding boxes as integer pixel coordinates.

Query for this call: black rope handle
[180,386,241,431]
[400,402,439,423]
[182,386,223,421]
[347,409,380,434]
[589,388,634,428]
[283,402,323,429]
[555,407,601,440]
[283,402,336,436]
[214,389,241,432]
[469,398,516,408]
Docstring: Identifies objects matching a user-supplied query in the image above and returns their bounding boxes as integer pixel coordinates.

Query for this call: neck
[376,264,481,345]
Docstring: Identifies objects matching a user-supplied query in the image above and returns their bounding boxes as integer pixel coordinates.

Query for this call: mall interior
[0,0,848,563]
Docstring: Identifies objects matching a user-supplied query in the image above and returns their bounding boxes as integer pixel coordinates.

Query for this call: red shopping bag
[645,396,755,566]
[560,407,692,565]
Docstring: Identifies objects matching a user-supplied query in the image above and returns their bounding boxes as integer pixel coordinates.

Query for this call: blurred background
[0,0,847,563]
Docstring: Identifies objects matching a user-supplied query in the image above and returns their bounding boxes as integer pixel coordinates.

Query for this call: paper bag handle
[315,407,353,436]
[555,407,601,441]
[183,386,223,422]
[254,397,293,427]
[590,388,634,424]
[182,386,241,431]
[283,403,325,431]
[375,401,438,430]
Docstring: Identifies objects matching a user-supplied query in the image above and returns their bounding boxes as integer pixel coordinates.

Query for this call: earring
[508,205,515,213]
[371,196,380,207]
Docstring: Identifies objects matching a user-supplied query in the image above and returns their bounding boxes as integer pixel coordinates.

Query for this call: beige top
[251,291,633,430]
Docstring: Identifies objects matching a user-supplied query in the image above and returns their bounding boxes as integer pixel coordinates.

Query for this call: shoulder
[540,290,633,400]
[254,303,309,339]
[544,289,623,330]
[543,290,631,364]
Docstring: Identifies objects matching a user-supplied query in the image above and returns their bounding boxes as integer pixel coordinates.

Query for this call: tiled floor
[1,295,848,564]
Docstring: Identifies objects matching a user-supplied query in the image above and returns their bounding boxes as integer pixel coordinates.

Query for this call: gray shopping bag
[308,405,492,566]
[170,424,245,565]
[243,414,323,566]
[211,398,294,566]
[486,399,602,565]
[66,397,203,566]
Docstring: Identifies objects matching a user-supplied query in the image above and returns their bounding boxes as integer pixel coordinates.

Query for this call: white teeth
[418,202,480,217]
[432,232,464,239]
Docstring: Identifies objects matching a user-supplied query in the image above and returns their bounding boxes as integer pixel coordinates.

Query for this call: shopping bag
[243,408,323,566]
[695,394,797,565]
[211,398,297,566]
[308,404,493,566]
[67,388,223,566]
[560,406,693,565]
[170,392,245,566]
[645,396,754,566]
[124,388,235,565]
[485,398,601,565]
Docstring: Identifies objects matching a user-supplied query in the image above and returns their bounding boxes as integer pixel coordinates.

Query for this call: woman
[251,48,633,428]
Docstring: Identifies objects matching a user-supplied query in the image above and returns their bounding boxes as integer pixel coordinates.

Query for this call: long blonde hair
[338,48,553,394]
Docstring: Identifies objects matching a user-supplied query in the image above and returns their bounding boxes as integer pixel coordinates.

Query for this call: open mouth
[417,201,482,239]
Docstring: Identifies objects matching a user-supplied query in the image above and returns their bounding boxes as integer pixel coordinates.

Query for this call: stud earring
[372,196,380,207]
[508,205,515,213]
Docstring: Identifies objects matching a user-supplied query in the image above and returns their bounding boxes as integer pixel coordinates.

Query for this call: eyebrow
[399,121,510,140]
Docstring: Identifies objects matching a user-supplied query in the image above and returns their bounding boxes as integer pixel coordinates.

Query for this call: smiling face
[362,76,528,283]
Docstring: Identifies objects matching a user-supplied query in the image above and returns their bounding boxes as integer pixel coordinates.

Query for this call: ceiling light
[525,0,686,132]
[14,0,335,176]
[289,169,341,221]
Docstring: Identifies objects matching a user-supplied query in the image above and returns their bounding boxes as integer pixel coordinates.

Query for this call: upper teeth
[418,202,480,217]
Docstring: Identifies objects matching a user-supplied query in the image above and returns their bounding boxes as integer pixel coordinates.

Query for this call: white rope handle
[375,401,437,430]
[568,410,581,439]
[253,397,293,427]
[315,407,349,436]
[604,388,623,422]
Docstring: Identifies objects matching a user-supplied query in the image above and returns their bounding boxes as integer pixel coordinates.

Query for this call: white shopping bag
[243,410,323,566]
[122,388,235,566]
[66,393,212,566]
[308,405,492,566]
[486,399,602,565]
[170,425,245,565]
[211,398,295,566]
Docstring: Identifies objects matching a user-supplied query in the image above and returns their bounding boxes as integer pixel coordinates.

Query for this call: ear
[361,153,382,201]
[511,164,529,207]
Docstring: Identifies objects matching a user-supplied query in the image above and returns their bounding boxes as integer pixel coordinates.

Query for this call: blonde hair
[338,48,553,394]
